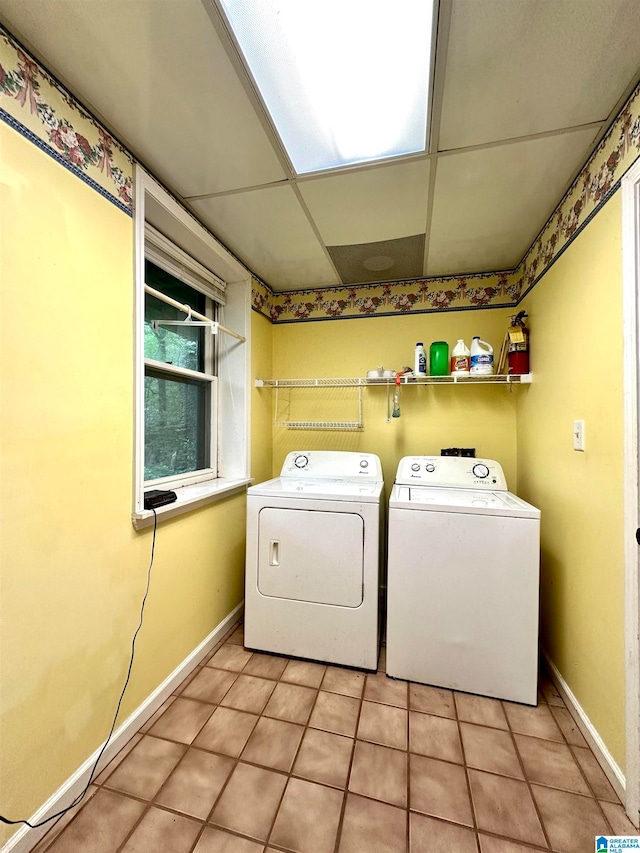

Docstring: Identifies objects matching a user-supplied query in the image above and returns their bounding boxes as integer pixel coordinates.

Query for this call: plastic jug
[414,342,427,377]
[470,337,494,375]
[450,340,470,375]
[429,341,449,376]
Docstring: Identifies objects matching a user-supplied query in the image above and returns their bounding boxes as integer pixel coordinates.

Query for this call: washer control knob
[473,463,490,479]
[411,463,420,472]
[425,463,436,473]
[294,454,309,469]
[360,459,369,468]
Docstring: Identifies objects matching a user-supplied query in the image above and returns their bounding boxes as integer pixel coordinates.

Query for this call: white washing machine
[245,450,384,670]
[386,455,540,705]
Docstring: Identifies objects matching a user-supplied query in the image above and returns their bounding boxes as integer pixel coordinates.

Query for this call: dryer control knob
[425,463,436,473]
[360,459,369,468]
[473,463,490,479]
[294,454,309,469]
[411,463,420,472]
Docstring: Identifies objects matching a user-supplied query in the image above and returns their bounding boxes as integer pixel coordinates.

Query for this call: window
[133,167,251,526]
[144,259,216,483]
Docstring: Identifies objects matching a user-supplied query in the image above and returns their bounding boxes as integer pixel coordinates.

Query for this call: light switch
[573,419,585,451]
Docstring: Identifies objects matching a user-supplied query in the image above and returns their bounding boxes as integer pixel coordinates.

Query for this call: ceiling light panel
[219,0,434,174]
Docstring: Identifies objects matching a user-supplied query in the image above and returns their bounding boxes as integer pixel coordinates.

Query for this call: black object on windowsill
[144,489,178,510]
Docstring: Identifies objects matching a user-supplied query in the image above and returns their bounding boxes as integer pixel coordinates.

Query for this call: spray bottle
[392,374,401,418]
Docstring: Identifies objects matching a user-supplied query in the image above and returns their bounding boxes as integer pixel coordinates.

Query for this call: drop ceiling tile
[327,234,425,285]
[426,126,600,277]
[0,0,287,196]
[439,0,640,150]
[190,185,339,291]
[298,159,431,245]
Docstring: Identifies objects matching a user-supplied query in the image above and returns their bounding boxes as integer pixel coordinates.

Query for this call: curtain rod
[144,284,246,342]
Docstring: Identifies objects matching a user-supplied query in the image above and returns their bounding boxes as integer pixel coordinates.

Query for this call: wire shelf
[369,373,533,385]
[273,420,364,431]
[257,374,532,388]
[256,377,366,388]
[258,374,532,430]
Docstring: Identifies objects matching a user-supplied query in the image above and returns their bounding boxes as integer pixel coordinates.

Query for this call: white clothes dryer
[386,456,540,705]
[245,451,384,670]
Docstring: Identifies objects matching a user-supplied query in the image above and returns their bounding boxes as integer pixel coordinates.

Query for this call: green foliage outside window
[144,261,211,481]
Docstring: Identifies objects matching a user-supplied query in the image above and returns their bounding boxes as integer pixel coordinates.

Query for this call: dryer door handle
[269,540,280,567]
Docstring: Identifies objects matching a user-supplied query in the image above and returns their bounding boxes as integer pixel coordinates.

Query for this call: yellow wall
[0,101,630,842]
[271,310,520,494]
[517,193,625,768]
[0,124,253,841]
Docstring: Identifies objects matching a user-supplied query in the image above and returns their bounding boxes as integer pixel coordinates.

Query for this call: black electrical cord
[0,509,158,829]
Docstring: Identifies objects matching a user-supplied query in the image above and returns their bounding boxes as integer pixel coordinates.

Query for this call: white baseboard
[542,648,626,803]
[2,601,244,853]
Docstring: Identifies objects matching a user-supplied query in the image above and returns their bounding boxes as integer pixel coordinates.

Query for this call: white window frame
[133,167,252,527]
[143,259,219,490]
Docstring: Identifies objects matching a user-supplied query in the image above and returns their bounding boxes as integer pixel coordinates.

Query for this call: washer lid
[249,476,383,503]
[390,484,540,518]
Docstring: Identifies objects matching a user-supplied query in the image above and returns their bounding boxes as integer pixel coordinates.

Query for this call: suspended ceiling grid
[0,0,638,292]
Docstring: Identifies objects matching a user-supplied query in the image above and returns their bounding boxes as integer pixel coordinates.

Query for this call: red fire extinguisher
[508,311,530,375]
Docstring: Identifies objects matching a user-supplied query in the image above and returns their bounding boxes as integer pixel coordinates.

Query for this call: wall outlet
[573,419,585,451]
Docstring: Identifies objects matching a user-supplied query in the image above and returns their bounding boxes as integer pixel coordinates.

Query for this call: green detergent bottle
[429,341,449,376]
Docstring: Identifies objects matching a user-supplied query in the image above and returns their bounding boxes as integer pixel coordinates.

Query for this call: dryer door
[257,508,364,607]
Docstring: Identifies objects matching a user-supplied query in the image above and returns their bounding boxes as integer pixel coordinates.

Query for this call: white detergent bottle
[415,342,427,377]
[450,339,470,375]
[470,337,494,374]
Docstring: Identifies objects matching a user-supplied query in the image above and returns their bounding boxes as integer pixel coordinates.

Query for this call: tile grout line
[130,668,626,802]
[561,734,616,834]
[404,678,410,853]
[263,664,327,851]
[28,787,102,853]
[39,630,628,853]
[173,643,262,852]
[201,650,297,846]
[329,665,369,853]
[528,674,618,834]
[144,741,209,853]
[111,799,160,853]
[501,694,554,851]
[132,663,630,801]
[37,677,196,850]
[33,635,343,853]
[204,650,363,849]
[110,659,240,853]
[451,691,482,853]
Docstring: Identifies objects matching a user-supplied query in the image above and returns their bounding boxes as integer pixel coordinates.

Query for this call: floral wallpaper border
[253,82,640,324]
[251,270,515,322]
[514,84,640,300]
[0,29,133,214]
[1,25,637,319]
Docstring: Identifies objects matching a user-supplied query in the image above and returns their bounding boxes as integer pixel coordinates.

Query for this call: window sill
[132,477,252,529]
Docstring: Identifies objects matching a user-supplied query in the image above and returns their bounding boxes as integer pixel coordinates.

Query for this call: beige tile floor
[33,622,638,853]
